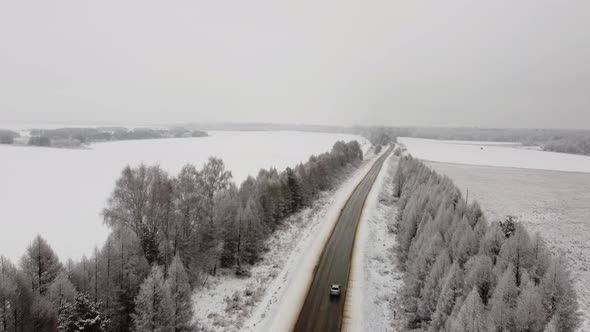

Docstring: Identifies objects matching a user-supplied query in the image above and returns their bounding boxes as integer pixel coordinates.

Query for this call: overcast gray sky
[1,0,589,129]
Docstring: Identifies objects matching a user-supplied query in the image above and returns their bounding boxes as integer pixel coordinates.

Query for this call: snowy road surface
[293,147,392,332]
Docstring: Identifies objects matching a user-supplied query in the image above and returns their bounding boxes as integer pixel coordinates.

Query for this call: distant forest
[0,140,364,331]
[0,127,208,148]
[4,123,589,155]
[359,127,590,156]
[392,156,580,331]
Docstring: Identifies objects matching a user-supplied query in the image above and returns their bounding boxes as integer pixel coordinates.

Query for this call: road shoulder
[343,154,404,331]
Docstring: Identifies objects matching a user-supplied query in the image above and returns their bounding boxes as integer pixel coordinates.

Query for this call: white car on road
[330,284,341,296]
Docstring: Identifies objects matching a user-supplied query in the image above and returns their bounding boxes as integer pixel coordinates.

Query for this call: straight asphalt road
[293,148,392,332]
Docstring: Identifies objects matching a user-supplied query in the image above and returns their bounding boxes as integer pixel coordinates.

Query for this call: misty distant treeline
[0,127,208,148]
[0,140,363,332]
[182,122,352,134]
[392,156,580,331]
[359,127,590,156]
[0,129,18,144]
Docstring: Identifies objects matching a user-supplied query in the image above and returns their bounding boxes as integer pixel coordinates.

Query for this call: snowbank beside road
[344,154,404,331]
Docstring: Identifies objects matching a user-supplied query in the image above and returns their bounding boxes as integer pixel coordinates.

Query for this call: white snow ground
[398,137,590,173]
[191,148,386,332]
[0,131,368,262]
[344,153,404,332]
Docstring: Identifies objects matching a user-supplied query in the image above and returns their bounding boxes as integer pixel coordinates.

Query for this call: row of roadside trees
[393,156,580,331]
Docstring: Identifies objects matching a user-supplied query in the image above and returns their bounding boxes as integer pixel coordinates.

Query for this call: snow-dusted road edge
[246,149,386,332]
[343,154,404,332]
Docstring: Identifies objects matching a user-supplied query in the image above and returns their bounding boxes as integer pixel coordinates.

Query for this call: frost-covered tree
[20,235,62,296]
[489,265,518,331]
[498,223,534,287]
[29,294,57,332]
[0,256,18,332]
[478,222,505,265]
[218,185,241,269]
[295,163,313,207]
[10,270,34,331]
[430,263,464,331]
[403,230,444,327]
[464,255,494,305]
[284,167,302,213]
[69,228,150,332]
[515,281,546,332]
[543,315,559,332]
[48,272,76,308]
[417,250,451,325]
[449,216,479,266]
[449,288,492,332]
[167,256,194,332]
[103,165,174,265]
[239,198,265,266]
[200,157,232,275]
[201,157,232,225]
[529,233,551,286]
[172,164,206,279]
[540,256,580,332]
[133,266,174,332]
[58,293,109,332]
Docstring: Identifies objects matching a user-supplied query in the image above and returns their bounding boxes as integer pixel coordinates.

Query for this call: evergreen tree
[240,198,265,266]
[430,263,464,331]
[167,256,194,332]
[132,266,174,332]
[489,265,519,331]
[172,164,205,263]
[543,315,559,332]
[0,256,18,332]
[498,224,534,287]
[417,250,451,325]
[20,235,62,295]
[12,271,34,332]
[499,215,517,238]
[464,255,494,305]
[103,227,150,332]
[530,233,551,286]
[218,186,241,269]
[285,167,302,213]
[30,295,57,332]
[478,222,505,265]
[540,256,580,332]
[450,288,492,332]
[200,158,232,275]
[48,271,76,308]
[58,293,109,332]
[515,281,546,332]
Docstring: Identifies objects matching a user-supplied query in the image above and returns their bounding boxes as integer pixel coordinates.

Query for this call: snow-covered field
[400,137,590,330]
[345,153,403,331]
[399,137,590,173]
[0,131,368,262]
[191,148,382,332]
